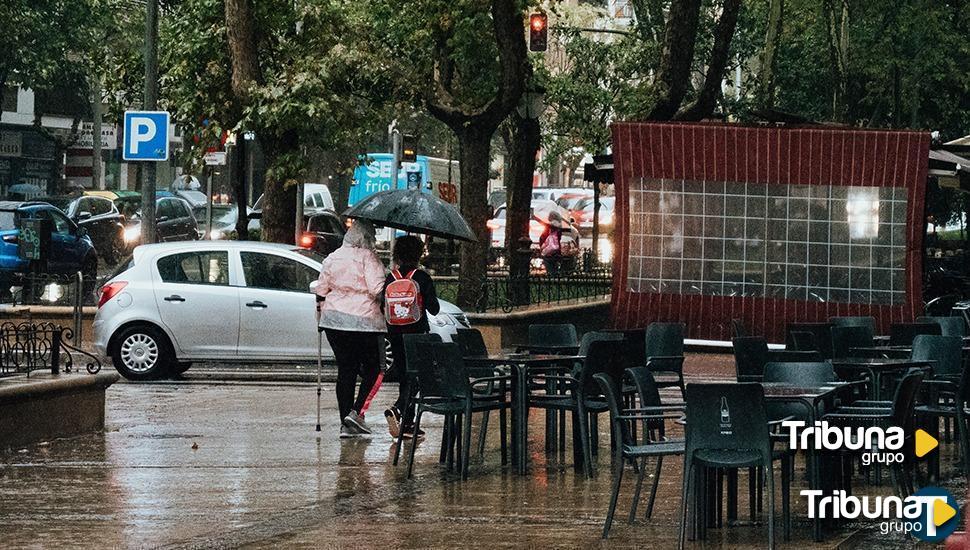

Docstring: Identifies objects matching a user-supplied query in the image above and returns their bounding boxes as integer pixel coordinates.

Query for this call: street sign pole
[140,0,160,245]
[389,124,401,248]
[206,166,213,239]
[295,182,304,244]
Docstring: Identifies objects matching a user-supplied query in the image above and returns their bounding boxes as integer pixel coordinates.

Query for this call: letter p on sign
[123,110,170,161]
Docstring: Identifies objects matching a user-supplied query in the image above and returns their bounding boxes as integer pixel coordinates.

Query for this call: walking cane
[316,326,323,432]
[315,300,323,432]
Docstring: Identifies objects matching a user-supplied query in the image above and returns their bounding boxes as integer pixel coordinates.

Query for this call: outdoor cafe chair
[645,322,686,398]
[528,339,623,478]
[528,323,578,348]
[786,322,835,359]
[405,342,511,480]
[732,336,769,382]
[889,322,941,346]
[917,316,968,338]
[916,363,970,480]
[829,316,877,334]
[392,333,442,466]
[910,335,964,477]
[822,370,924,498]
[454,328,508,457]
[763,362,838,423]
[831,325,875,359]
[678,383,793,548]
[595,371,685,539]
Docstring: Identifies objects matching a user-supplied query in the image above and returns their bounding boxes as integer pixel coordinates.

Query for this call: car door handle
[246,301,268,308]
[164,295,185,302]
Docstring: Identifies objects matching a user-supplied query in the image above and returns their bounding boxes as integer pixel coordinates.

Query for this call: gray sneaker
[339,425,358,438]
[343,410,372,434]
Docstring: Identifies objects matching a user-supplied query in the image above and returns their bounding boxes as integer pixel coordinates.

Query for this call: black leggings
[387,333,415,427]
[325,329,383,421]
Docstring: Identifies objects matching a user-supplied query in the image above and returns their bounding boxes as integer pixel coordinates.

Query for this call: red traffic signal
[529,13,547,52]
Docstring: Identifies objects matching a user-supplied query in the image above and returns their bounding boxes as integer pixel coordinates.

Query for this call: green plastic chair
[831,325,874,359]
[528,323,578,347]
[679,383,793,547]
[645,322,686,397]
[595,371,685,538]
[405,342,511,480]
[917,316,968,337]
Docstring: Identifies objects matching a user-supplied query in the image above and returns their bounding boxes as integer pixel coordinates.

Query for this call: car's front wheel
[111,324,174,381]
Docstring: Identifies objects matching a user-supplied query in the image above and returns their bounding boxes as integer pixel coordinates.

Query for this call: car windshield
[192,205,236,224]
[293,247,325,264]
[41,197,72,211]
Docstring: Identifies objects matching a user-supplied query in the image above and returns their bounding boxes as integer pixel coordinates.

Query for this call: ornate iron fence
[437,270,612,313]
[0,322,101,377]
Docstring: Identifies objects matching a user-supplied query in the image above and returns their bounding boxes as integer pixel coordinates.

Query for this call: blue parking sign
[122,111,170,161]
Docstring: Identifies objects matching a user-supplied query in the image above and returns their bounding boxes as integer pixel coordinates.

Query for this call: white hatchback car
[93,241,469,380]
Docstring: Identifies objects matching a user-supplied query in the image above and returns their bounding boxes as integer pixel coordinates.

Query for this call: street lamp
[516,84,546,120]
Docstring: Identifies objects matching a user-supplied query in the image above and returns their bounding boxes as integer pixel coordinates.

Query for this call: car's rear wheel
[111,324,173,381]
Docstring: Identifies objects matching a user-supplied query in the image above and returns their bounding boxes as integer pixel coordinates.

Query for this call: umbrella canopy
[344,189,476,242]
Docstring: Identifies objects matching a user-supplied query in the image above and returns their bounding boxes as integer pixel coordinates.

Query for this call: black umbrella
[343,189,477,242]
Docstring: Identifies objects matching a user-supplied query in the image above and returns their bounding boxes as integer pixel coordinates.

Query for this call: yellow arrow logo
[916,429,939,458]
[934,498,957,527]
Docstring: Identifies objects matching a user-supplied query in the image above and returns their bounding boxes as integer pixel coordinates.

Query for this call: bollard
[50,327,61,375]
[74,271,83,345]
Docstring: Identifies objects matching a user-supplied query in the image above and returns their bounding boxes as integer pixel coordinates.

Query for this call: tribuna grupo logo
[781,420,959,541]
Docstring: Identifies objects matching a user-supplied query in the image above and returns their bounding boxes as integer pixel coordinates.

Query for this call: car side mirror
[308,280,319,292]
[78,211,92,221]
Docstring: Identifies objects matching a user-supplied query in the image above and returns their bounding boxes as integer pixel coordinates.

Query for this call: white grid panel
[627,178,907,305]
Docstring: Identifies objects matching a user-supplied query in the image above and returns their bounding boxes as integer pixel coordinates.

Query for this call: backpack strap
[391,269,403,280]
[405,269,418,280]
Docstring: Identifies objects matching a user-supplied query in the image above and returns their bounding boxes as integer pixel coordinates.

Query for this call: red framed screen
[610,122,930,342]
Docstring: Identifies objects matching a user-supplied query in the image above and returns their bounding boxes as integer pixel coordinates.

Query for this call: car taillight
[299,233,315,248]
[98,281,128,308]
[2,234,17,243]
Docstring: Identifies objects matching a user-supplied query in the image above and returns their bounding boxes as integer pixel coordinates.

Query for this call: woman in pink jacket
[314,220,387,437]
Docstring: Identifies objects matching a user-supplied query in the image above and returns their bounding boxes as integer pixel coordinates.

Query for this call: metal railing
[0,272,95,347]
[0,322,101,377]
[437,269,612,313]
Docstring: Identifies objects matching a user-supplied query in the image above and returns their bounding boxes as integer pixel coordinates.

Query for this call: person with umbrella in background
[381,235,440,439]
[314,220,387,438]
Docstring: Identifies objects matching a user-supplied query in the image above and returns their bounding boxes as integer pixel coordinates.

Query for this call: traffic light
[401,134,417,162]
[529,13,547,52]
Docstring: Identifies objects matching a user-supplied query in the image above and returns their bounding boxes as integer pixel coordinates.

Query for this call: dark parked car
[299,211,345,255]
[124,196,200,246]
[41,195,125,263]
[0,201,98,293]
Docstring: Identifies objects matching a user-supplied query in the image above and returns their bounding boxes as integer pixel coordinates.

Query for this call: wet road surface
[0,355,962,548]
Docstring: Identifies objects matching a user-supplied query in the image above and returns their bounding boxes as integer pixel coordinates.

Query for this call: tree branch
[675,0,742,121]
[644,0,702,120]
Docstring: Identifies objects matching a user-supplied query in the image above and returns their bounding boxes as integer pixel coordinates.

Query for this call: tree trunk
[644,0,703,120]
[224,0,261,101]
[231,142,250,239]
[755,0,784,110]
[455,129,493,310]
[675,0,743,120]
[825,0,849,122]
[260,131,299,243]
[505,113,541,305]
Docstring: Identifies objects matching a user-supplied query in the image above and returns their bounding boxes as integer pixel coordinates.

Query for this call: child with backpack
[381,235,440,439]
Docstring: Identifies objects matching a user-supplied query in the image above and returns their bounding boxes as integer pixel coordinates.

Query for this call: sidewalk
[0,359,961,548]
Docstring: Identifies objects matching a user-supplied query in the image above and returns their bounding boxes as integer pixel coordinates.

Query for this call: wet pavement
[0,355,963,548]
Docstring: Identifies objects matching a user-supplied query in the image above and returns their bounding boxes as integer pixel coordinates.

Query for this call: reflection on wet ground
[0,356,964,548]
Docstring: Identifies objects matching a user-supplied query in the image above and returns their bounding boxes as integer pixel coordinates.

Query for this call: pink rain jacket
[314,245,387,333]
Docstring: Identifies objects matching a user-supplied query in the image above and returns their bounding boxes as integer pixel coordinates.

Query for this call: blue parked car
[0,201,98,294]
